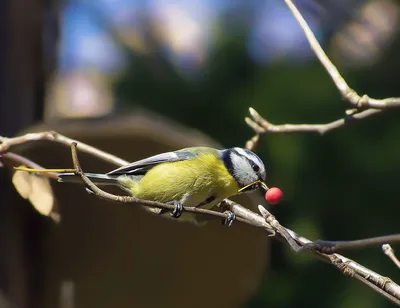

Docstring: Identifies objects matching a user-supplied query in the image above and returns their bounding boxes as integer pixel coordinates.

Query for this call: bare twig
[1,152,59,180]
[258,205,302,251]
[305,235,400,254]
[256,205,400,305]
[383,244,400,270]
[245,107,381,150]
[246,107,380,135]
[283,0,400,109]
[220,199,273,230]
[0,131,127,166]
[331,254,400,305]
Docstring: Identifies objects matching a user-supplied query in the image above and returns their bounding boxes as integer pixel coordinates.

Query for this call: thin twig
[258,205,302,251]
[0,131,128,166]
[220,199,274,230]
[337,259,400,306]
[383,244,400,270]
[257,205,400,305]
[306,235,400,254]
[283,0,400,109]
[246,107,380,135]
[245,107,381,150]
[1,152,59,180]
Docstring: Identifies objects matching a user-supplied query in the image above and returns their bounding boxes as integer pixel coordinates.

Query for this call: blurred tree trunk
[0,0,57,307]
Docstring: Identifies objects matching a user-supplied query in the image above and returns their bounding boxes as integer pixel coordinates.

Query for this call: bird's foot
[168,201,183,218]
[222,210,236,227]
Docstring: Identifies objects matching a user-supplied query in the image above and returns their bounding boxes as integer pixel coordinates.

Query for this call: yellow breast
[132,152,239,209]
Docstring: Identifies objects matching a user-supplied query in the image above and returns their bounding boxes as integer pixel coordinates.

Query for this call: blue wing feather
[107,150,198,175]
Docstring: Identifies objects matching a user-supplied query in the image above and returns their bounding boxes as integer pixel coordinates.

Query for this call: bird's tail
[58,173,120,186]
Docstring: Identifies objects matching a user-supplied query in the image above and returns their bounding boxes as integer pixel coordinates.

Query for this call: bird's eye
[252,163,260,172]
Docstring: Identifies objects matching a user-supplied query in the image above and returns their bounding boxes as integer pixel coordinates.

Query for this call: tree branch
[1,152,59,180]
[306,235,400,254]
[283,0,400,109]
[2,131,400,304]
[383,245,400,270]
[257,205,400,305]
[0,131,127,166]
[245,1,400,150]
[246,107,381,135]
[245,107,381,150]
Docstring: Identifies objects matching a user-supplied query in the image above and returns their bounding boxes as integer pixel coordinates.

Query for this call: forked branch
[245,0,400,150]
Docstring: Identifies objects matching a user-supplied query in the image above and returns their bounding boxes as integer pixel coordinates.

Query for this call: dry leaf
[12,169,60,222]
[12,170,32,198]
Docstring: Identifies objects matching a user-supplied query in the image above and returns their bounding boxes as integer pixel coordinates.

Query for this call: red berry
[265,187,283,205]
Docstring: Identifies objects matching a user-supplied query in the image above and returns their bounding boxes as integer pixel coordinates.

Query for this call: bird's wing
[107,149,201,175]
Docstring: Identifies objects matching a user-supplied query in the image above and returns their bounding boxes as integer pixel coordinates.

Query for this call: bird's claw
[222,210,236,227]
[169,201,183,218]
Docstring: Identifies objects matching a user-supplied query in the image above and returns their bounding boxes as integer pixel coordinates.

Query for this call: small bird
[28,147,268,224]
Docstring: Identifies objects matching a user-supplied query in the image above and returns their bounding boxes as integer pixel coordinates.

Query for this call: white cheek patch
[232,147,266,181]
[230,152,258,186]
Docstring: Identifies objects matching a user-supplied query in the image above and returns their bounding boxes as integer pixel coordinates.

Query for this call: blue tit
[58,147,268,223]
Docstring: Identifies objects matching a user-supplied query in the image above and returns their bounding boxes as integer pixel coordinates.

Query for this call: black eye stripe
[252,163,260,172]
[239,154,260,172]
[222,148,263,178]
[248,159,260,172]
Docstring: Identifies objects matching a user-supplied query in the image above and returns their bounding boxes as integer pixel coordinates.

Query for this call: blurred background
[1,0,400,307]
